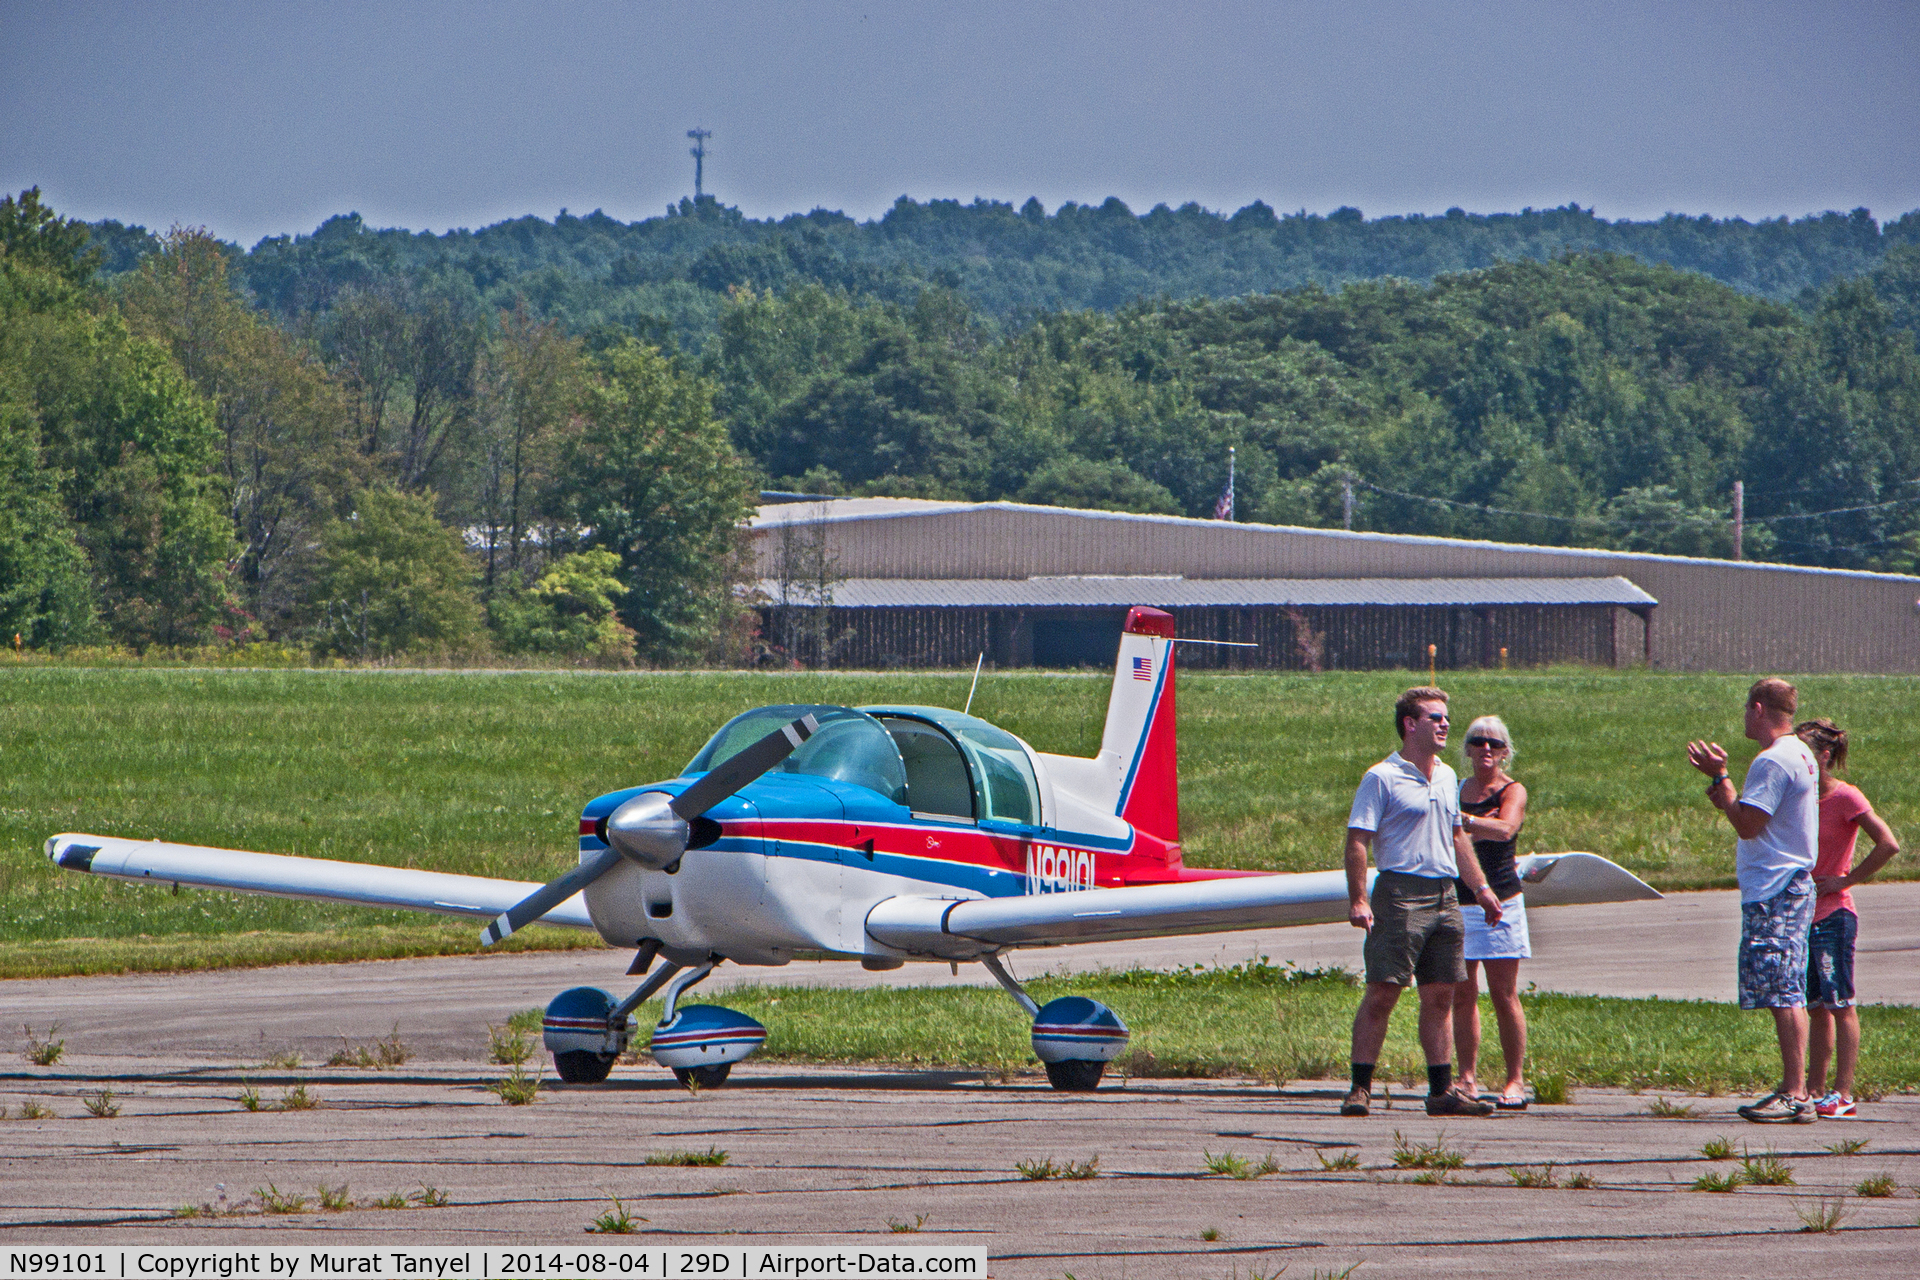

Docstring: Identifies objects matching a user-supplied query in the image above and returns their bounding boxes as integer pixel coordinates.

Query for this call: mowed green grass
[712,964,1920,1095]
[3,665,1917,978]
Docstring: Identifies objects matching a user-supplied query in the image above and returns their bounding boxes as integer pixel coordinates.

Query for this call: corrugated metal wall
[756,507,1920,673]
[779,603,1632,671]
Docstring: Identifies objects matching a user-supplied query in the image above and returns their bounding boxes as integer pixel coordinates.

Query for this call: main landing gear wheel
[554,1050,617,1084]
[1044,1060,1107,1092]
[672,1063,732,1090]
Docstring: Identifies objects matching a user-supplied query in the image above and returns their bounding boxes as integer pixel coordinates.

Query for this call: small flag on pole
[1212,446,1235,521]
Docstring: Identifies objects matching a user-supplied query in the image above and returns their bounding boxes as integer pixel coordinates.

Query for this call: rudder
[1100,606,1179,844]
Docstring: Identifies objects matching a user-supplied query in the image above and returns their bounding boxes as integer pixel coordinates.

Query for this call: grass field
[4,665,1917,978]
[702,963,1920,1095]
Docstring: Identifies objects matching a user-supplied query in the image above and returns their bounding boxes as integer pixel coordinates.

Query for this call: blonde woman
[1451,714,1531,1108]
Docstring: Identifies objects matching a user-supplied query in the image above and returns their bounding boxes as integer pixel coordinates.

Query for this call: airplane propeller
[480,713,819,947]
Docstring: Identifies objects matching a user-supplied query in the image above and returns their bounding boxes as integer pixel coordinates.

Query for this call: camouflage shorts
[1738,873,1814,1010]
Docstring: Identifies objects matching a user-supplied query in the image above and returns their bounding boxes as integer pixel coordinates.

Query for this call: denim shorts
[1738,872,1813,1010]
[1806,908,1858,1009]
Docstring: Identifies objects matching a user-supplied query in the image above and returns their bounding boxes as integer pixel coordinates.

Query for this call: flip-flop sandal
[1495,1095,1530,1111]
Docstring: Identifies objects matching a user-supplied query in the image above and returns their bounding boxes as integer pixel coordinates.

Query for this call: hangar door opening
[1030,609,1131,669]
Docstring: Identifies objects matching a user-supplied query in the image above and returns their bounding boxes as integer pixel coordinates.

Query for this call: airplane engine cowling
[542,986,630,1058]
[650,1005,767,1070]
[1030,996,1129,1065]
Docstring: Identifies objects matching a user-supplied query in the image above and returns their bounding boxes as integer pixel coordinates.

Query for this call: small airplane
[45,607,1658,1091]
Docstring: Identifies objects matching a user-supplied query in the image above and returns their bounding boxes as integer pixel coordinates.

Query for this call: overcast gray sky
[4,0,1917,247]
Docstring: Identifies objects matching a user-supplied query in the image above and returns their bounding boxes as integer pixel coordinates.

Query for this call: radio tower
[687,128,712,198]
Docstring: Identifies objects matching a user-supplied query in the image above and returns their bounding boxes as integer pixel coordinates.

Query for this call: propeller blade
[481,845,623,947]
[487,713,823,947]
[668,713,820,818]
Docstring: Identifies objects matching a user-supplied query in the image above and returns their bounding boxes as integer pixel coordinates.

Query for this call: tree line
[2,189,752,662]
[7,185,1920,663]
[87,195,1920,348]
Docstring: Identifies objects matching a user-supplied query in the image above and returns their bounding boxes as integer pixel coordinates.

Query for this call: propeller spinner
[480,713,819,947]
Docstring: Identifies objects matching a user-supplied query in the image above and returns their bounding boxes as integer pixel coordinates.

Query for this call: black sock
[1428,1063,1453,1096]
[1350,1062,1375,1093]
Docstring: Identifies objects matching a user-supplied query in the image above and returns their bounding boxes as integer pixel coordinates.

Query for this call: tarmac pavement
[4,884,1918,1276]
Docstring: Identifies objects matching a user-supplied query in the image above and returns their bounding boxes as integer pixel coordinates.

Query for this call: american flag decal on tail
[1132,656,1153,681]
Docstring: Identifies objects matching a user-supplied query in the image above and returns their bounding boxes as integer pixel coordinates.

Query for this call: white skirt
[1463,892,1531,961]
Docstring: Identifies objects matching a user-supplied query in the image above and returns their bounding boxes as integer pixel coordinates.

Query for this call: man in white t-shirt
[1688,677,1821,1124]
[1340,686,1504,1119]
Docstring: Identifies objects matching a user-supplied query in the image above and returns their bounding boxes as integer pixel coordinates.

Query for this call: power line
[1353,477,1920,532]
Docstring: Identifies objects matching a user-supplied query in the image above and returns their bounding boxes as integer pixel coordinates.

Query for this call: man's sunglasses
[1418,712,1449,723]
[1466,735,1507,750]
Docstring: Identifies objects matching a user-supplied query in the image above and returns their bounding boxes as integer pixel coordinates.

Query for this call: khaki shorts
[1364,871,1467,987]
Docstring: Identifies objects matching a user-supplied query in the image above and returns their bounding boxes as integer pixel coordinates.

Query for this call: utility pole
[1732,480,1744,561]
[687,129,711,199]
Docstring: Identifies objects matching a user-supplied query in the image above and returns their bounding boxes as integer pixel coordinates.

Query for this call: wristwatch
[1707,773,1730,793]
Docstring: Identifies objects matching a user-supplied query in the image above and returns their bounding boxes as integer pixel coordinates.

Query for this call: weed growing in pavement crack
[1649,1096,1694,1118]
[1316,1150,1361,1171]
[1199,1227,1221,1241]
[16,1099,52,1120]
[1508,1164,1558,1188]
[1693,1170,1743,1192]
[1796,1195,1850,1233]
[23,1023,64,1066]
[257,1183,309,1214]
[1826,1137,1869,1156]
[410,1185,451,1208]
[1390,1131,1464,1170]
[646,1146,728,1167]
[1741,1148,1796,1186]
[82,1089,119,1118]
[1855,1173,1897,1198]
[587,1194,643,1234]
[1564,1171,1597,1189]
[237,1083,261,1112]
[489,1064,542,1105]
[317,1184,353,1212]
[1701,1136,1736,1161]
[886,1214,929,1233]
[276,1083,317,1111]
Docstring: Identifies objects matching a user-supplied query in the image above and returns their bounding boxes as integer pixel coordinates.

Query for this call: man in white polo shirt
[1341,686,1505,1118]
[1688,677,1821,1124]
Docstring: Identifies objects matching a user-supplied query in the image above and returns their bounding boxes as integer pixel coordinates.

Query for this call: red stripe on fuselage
[750,818,1194,888]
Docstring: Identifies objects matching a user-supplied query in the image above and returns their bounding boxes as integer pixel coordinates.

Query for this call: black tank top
[1457,781,1523,902]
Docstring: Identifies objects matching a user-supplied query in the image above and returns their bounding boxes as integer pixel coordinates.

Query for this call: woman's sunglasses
[1466,736,1507,750]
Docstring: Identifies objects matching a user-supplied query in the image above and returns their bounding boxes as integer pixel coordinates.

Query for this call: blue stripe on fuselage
[578,834,1027,899]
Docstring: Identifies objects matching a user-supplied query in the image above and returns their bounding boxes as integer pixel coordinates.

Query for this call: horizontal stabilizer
[44,834,596,931]
[1515,852,1662,905]
[866,852,1660,959]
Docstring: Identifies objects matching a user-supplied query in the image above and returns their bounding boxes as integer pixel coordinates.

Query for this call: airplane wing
[42,834,596,930]
[865,852,1658,958]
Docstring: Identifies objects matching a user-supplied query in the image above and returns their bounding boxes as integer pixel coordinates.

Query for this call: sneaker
[1738,1091,1816,1124]
[1340,1086,1371,1117]
[1813,1092,1857,1119]
[1425,1090,1495,1117]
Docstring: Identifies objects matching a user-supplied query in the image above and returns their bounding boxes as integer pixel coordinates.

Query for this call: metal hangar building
[750,498,1920,673]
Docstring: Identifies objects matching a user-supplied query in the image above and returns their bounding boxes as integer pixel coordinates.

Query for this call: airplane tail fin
[1100,606,1179,844]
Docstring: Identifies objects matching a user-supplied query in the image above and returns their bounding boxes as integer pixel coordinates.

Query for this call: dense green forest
[87,195,1920,344]
[3,186,1919,663]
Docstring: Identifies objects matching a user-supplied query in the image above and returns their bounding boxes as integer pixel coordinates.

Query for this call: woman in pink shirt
[1794,719,1902,1118]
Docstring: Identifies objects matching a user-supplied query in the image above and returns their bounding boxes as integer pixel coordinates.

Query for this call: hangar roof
[762,576,1657,609]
